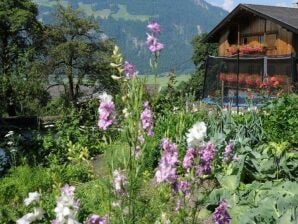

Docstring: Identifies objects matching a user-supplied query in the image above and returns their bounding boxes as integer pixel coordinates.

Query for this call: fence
[202,54,297,107]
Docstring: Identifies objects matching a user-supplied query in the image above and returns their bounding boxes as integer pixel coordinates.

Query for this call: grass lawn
[48,74,192,88]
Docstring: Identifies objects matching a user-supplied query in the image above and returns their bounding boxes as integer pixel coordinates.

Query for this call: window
[241,37,248,45]
[258,35,265,44]
[227,25,238,45]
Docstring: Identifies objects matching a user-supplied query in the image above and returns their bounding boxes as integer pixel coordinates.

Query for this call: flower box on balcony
[218,72,226,82]
[227,45,266,55]
[226,73,237,83]
[275,75,288,84]
[239,73,246,84]
[245,74,261,86]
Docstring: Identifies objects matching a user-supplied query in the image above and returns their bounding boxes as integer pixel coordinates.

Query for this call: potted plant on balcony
[245,75,255,86]
[239,73,246,84]
[240,45,252,54]
[239,44,267,54]
[255,75,262,86]
[218,72,226,82]
[276,75,288,84]
[227,46,238,55]
[226,73,237,83]
[269,76,280,88]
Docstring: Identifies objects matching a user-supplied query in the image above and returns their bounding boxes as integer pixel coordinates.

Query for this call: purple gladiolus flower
[175,199,182,212]
[183,147,197,170]
[123,61,137,79]
[61,184,75,196]
[52,185,80,224]
[195,165,204,177]
[148,40,164,53]
[155,138,178,183]
[155,166,177,184]
[140,101,154,136]
[146,33,156,45]
[160,138,179,165]
[198,142,216,175]
[146,21,164,53]
[201,142,216,163]
[147,21,161,33]
[98,92,115,130]
[113,169,127,194]
[176,181,191,195]
[223,143,234,163]
[213,200,231,224]
[87,214,108,224]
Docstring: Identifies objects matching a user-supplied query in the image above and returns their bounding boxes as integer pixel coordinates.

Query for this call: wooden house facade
[205,4,298,57]
[202,4,298,106]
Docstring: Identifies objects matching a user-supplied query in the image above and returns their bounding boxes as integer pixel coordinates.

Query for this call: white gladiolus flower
[113,169,127,194]
[5,131,14,138]
[16,207,44,224]
[24,192,41,206]
[186,122,207,147]
[99,92,112,103]
[32,208,44,220]
[52,185,80,224]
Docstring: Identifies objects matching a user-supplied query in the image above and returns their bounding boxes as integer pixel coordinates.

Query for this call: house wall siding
[218,16,293,56]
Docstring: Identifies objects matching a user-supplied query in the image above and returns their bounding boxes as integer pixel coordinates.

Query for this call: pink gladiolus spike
[148,40,164,53]
[146,33,156,45]
[147,21,161,33]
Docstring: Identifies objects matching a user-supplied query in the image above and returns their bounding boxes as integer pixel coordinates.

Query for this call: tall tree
[45,5,117,104]
[180,33,218,99]
[191,33,218,70]
[0,0,43,116]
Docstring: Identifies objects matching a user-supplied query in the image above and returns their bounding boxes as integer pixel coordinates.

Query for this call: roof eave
[203,4,298,43]
[203,4,245,43]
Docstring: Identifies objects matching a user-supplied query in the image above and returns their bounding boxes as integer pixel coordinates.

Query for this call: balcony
[202,54,297,107]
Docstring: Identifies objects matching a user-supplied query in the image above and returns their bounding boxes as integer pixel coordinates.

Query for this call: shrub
[261,94,298,146]
[0,166,52,222]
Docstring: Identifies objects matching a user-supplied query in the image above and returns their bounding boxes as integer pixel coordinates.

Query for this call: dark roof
[204,4,298,42]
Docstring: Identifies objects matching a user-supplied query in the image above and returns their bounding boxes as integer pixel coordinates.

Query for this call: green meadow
[144,74,192,87]
[34,1,150,22]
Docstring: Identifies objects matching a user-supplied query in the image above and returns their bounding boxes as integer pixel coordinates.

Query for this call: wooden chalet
[204,4,298,57]
[202,4,298,106]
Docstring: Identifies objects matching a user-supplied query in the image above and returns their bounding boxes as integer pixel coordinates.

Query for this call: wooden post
[237,23,240,45]
[237,50,240,113]
[264,19,267,45]
[202,56,210,100]
[221,80,224,108]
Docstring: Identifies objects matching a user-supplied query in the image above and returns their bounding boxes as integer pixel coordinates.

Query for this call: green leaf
[278,209,295,224]
[230,205,251,224]
[217,175,239,191]
[197,208,211,220]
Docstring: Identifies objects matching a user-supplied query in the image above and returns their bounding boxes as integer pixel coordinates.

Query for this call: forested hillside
[34,0,227,73]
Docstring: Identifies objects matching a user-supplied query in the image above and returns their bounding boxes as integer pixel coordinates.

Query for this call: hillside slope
[34,0,227,73]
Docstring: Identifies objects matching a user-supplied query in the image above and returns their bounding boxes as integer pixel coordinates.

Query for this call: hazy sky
[207,0,297,11]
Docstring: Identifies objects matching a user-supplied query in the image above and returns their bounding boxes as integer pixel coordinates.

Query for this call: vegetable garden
[0,19,298,224]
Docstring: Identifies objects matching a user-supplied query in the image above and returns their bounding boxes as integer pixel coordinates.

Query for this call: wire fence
[202,54,297,107]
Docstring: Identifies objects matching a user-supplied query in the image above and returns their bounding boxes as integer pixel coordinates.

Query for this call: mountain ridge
[34,0,227,73]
